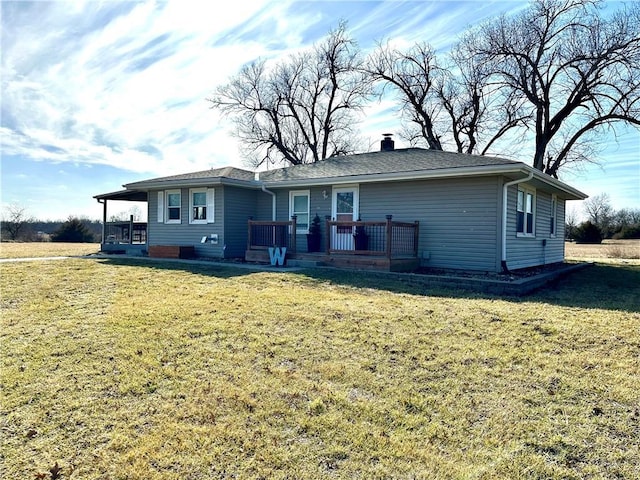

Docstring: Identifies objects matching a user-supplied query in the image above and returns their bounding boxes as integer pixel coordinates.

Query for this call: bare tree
[109,206,143,222]
[440,32,533,156]
[565,205,579,240]
[583,192,613,234]
[611,207,640,231]
[1,203,33,241]
[464,0,640,177]
[365,34,529,155]
[209,23,372,167]
[366,42,445,150]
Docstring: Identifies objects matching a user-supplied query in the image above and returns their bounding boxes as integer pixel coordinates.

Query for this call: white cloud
[1,0,637,219]
[1,0,310,178]
[0,0,586,176]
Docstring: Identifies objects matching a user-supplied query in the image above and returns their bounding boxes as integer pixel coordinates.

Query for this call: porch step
[245,250,321,268]
[244,250,418,272]
[286,259,324,268]
[322,255,420,272]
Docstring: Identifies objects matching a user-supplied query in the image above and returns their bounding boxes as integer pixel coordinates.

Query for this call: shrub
[51,217,96,243]
[574,221,603,244]
[307,213,322,252]
[612,224,640,240]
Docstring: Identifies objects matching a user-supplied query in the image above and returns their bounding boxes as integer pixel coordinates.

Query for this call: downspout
[261,184,276,221]
[255,171,276,221]
[501,171,534,273]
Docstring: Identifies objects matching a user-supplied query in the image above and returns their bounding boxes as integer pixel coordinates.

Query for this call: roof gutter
[123,177,256,190]
[501,171,534,273]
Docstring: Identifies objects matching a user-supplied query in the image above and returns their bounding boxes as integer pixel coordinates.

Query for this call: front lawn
[0,242,100,259]
[1,257,638,479]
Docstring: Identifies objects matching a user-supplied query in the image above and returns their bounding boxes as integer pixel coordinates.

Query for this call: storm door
[331,186,359,250]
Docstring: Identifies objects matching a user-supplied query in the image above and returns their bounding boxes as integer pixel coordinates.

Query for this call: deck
[246,216,420,272]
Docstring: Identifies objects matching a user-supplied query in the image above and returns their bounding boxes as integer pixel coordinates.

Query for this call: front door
[331,185,359,250]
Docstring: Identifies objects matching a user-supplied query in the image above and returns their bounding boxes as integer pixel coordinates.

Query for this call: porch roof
[93,189,147,202]
[123,166,256,190]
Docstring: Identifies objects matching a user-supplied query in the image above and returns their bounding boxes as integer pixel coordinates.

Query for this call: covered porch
[245,216,420,272]
[94,189,148,256]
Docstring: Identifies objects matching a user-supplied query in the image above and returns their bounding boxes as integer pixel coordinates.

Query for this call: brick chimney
[380,133,394,151]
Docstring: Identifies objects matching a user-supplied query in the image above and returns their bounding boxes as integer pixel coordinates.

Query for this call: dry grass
[566,239,640,263]
[0,242,100,259]
[1,255,639,479]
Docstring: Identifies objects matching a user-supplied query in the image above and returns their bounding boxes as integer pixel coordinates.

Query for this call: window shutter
[206,188,215,223]
[157,191,164,223]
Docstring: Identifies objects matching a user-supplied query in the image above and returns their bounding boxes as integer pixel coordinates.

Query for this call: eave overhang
[107,163,586,202]
[123,177,257,190]
[93,189,148,202]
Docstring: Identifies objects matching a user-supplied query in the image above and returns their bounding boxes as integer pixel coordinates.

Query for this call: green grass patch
[0,242,100,259]
[1,258,639,479]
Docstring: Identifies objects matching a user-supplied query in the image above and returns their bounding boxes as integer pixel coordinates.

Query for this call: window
[166,190,181,224]
[158,188,213,225]
[289,190,310,233]
[550,195,557,237]
[192,191,207,221]
[189,188,214,224]
[516,187,535,236]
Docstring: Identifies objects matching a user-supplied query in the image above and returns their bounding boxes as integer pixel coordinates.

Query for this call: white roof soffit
[528,169,588,200]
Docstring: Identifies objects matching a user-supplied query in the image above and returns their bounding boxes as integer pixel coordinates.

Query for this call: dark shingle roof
[260,148,521,182]
[123,148,524,189]
[125,166,255,188]
[106,147,586,199]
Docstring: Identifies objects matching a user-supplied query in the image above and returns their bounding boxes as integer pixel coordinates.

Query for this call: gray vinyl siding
[222,186,258,258]
[144,174,570,270]
[359,177,501,271]
[270,178,502,269]
[505,185,567,270]
[148,187,225,257]
[147,186,259,258]
[255,191,274,221]
[273,186,333,252]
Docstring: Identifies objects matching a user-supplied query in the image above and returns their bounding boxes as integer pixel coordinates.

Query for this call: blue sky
[1,0,638,221]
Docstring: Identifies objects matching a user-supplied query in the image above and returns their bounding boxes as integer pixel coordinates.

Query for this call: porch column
[325,216,332,254]
[101,199,107,244]
[247,216,254,250]
[385,215,393,259]
[290,215,297,253]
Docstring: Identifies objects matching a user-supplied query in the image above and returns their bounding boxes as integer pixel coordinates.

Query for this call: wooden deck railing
[247,215,419,259]
[247,217,297,252]
[326,215,419,258]
[104,219,147,244]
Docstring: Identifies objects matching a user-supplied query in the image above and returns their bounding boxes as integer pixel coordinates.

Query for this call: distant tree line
[0,206,102,243]
[1,204,145,243]
[566,193,640,243]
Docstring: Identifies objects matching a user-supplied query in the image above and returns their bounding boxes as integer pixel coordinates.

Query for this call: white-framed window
[550,195,557,237]
[189,188,215,224]
[289,190,310,234]
[165,189,182,224]
[516,186,535,236]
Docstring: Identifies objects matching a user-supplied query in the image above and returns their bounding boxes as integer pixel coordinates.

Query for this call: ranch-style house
[95,135,587,272]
